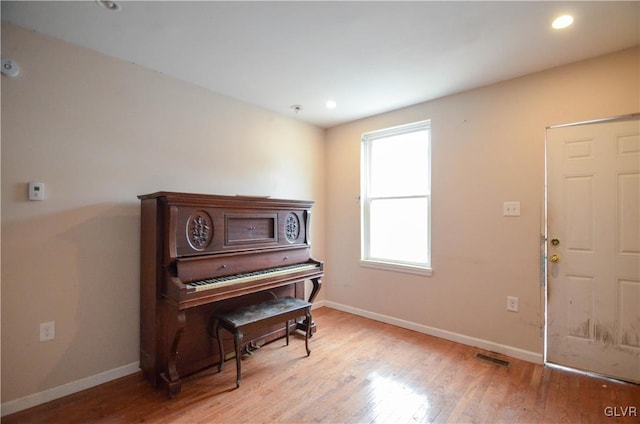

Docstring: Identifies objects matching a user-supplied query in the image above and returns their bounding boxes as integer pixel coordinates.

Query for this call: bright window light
[361,120,431,273]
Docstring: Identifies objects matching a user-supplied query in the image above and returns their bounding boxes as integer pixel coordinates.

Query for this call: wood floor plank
[4,307,639,423]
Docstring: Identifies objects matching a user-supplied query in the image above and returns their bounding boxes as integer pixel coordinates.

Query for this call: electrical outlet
[503,201,520,217]
[40,321,55,342]
[507,296,519,312]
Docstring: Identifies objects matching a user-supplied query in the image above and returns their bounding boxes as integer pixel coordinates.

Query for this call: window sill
[360,259,432,276]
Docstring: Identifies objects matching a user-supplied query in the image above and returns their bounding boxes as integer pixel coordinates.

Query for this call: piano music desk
[214,296,312,388]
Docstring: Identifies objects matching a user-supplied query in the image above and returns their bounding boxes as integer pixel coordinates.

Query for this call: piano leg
[160,309,186,398]
[308,277,322,304]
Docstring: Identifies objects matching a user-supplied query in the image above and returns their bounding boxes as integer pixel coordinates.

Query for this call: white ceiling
[2,1,639,128]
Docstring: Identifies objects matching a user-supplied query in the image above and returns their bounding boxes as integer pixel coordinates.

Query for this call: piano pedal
[296,318,317,337]
[244,341,262,356]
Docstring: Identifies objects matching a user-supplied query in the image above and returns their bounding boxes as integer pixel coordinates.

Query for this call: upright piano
[138,192,323,396]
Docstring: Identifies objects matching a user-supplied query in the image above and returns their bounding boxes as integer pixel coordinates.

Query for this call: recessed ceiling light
[325,100,337,110]
[552,15,574,29]
[96,0,121,12]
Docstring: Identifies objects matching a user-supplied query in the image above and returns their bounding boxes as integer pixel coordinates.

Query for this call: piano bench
[214,296,312,388]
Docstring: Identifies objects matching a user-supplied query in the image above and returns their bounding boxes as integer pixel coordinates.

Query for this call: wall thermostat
[29,182,45,201]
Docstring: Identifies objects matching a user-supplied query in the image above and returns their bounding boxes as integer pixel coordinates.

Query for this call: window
[361,120,431,275]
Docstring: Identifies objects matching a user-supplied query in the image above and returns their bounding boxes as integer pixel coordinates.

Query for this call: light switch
[503,201,520,217]
[29,182,45,201]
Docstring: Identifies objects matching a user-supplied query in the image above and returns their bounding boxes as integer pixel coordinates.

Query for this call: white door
[546,117,640,383]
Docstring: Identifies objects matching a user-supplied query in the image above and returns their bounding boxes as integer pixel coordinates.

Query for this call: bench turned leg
[286,320,290,346]
[305,308,312,356]
[234,330,243,388]
[216,323,224,372]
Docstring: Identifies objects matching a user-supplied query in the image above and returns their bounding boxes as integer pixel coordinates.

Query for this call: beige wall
[1,24,326,403]
[325,47,639,357]
[2,20,639,408]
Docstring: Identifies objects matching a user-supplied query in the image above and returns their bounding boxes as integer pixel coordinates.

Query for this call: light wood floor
[4,307,639,423]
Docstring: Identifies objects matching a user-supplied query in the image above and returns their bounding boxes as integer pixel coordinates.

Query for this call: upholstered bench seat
[214,296,312,388]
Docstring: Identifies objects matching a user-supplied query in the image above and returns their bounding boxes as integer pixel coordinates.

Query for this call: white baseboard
[1,362,140,417]
[2,301,541,417]
[323,301,543,365]
[311,299,327,309]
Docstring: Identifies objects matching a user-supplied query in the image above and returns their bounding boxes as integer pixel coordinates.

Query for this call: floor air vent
[475,353,510,367]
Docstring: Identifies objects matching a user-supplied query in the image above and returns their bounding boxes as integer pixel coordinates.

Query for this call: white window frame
[360,120,432,276]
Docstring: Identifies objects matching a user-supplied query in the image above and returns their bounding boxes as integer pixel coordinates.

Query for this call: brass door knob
[550,254,560,263]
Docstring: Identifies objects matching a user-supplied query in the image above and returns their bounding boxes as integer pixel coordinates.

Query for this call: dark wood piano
[138,192,323,396]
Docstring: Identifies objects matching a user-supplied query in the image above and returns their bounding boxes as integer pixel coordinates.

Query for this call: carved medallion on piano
[186,211,213,251]
[285,213,300,243]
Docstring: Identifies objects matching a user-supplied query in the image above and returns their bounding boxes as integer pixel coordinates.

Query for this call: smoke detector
[1,59,20,77]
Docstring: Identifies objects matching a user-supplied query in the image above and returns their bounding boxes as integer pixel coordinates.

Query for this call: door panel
[618,173,639,254]
[565,175,594,251]
[546,117,640,383]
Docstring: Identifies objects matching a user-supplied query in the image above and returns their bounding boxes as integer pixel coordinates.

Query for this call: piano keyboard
[186,263,319,292]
